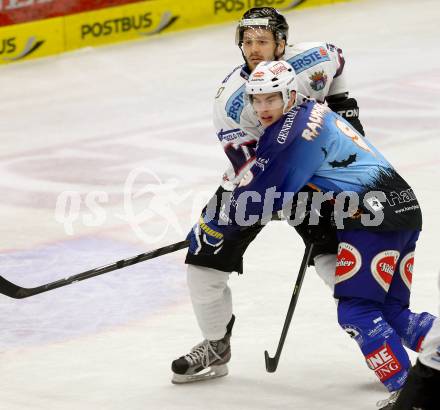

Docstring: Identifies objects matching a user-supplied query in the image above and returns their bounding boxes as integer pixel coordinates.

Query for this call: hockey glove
[289,192,339,266]
[187,216,225,256]
[327,96,365,136]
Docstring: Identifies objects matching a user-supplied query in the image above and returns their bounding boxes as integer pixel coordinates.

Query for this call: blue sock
[338,297,411,392]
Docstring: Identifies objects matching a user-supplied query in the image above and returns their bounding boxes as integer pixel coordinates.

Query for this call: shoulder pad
[222,64,245,84]
[285,42,326,57]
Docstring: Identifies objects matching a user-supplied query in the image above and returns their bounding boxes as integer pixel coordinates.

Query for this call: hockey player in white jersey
[215,6,364,191]
[171,7,364,384]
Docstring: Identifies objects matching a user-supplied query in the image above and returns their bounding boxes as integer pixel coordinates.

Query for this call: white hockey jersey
[214,42,348,189]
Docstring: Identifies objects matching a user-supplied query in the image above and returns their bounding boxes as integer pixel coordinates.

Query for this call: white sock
[314,253,337,290]
[187,264,232,341]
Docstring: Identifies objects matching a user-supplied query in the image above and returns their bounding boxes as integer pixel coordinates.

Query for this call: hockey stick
[264,242,314,373]
[0,240,189,299]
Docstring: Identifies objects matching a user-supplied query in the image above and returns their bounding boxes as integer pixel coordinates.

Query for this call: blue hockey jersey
[219,101,422,236]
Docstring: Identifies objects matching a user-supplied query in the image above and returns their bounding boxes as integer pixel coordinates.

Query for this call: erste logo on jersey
[399,251,414,290]
[288,47,330,74]
[335,242,362,284]
[371,250,400,292]
[366,344,402,382]
[226,84,246,123]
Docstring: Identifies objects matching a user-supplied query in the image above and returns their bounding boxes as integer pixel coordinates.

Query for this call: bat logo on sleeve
[329,153,357,168]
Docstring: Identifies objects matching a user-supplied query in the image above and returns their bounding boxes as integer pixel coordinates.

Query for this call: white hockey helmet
[246,60,297,112]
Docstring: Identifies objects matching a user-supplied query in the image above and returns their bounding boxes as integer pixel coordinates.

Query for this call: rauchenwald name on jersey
[214,42,347,189]
[221,101,422,237]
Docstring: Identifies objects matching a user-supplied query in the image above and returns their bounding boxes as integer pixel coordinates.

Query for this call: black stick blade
[264,350,278,373]
[0,276,31,299]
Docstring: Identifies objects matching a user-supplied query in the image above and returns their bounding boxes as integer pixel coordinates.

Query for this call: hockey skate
[171,315,235,384]
[376,389,401,410]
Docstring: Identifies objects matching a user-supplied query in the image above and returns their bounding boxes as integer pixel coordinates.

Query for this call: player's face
[242,29,285,71]
[251,92,285,127]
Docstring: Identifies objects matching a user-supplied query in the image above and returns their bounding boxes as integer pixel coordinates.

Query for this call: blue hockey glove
[187,216,225,256]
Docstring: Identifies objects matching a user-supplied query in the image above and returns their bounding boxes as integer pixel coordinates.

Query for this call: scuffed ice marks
[0,237,185,349]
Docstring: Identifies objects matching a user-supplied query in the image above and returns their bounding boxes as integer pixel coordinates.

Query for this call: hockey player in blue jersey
[208,7,363,279]
[175,60,437,409]
[173,7,364,385]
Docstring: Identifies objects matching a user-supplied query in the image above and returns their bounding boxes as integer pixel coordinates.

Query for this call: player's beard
[246,46,286,71]
[274,44,286,61]
[246,55,265,71]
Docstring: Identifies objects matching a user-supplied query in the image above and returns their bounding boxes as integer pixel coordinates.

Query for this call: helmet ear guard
[245,61,298,112]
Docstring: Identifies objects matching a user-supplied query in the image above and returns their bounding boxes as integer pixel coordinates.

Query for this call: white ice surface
[0,0,439,409]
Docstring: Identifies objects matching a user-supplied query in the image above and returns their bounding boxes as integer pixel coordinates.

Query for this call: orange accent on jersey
[307,183,321,191]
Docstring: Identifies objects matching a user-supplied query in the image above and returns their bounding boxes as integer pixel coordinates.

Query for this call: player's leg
[337,297,412,392]
[172,186,264,383]
[382,296,435,353]
[313,253,337,290]
[334,231,414,394]
[184,193,264,339]
[382,237,436,352]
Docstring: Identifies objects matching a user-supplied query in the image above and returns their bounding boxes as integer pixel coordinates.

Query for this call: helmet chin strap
[239,48,252,73]
[282,99,293,114]
[294,92,310,107]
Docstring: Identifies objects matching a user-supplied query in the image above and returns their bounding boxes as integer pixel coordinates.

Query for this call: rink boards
[0,0,352,64]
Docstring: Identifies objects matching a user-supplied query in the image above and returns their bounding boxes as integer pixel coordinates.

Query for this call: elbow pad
[327,96,365,136]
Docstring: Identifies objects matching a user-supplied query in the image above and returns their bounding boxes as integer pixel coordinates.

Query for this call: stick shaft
[265,243,314,372]
[0,240,189,299]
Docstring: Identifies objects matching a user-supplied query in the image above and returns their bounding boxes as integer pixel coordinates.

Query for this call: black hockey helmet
[235,7,289,46]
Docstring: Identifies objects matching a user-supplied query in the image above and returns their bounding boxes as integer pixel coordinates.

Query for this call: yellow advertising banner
[64,0,350,51]
[0,17,64,65]
[200,0,348,25]
[0,0,352,64]
[64,1,182,50]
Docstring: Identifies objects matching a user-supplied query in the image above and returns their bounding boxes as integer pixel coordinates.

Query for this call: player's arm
[326,93,364,136]
[222,126,327,238]
[325,43,365,136]
[213,95,259,190]
[189,110,328,255]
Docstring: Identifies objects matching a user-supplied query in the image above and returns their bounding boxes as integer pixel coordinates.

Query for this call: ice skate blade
[171,364,228,384]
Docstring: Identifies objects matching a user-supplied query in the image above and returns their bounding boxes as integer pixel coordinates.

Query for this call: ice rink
[1,0,439,408]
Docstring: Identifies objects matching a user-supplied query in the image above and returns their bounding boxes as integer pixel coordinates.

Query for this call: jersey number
[335,119,373,154]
